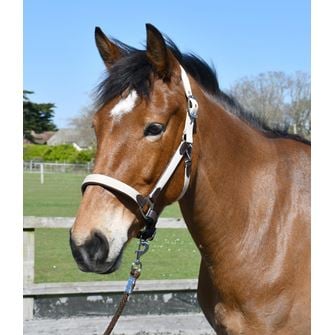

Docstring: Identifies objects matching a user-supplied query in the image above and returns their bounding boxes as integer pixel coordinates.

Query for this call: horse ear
[146,24,176,79]
[95,27,123,69]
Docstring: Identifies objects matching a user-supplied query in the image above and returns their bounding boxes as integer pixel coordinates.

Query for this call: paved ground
[24,313,215,335]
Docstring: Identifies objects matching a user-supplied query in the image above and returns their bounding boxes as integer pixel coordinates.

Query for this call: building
[47,128,93,151]
[24,130,56,145]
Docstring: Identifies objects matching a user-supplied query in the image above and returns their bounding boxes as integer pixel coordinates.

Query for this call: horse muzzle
[69,230,123,274]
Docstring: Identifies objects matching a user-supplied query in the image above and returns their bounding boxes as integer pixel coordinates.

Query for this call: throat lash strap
[81,65,198,240]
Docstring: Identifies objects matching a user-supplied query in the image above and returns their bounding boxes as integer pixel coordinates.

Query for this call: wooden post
[23,228,35,320]
[40,163,44,184]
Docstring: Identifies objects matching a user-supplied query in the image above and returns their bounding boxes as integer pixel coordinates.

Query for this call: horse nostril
[89,231,109,263]
[69,230,109,269]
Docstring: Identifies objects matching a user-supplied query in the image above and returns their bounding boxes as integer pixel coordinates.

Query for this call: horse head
[70,24,196,274]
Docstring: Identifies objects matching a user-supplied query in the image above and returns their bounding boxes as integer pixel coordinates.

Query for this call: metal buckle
[135,195,158,240]
[135,240,150,259]
[136,195,154,219]
[187,95,198,120]
[125,240,150,294]
[180,142,192,162]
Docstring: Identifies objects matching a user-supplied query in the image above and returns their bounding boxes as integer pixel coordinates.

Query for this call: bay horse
[70,24,310,334]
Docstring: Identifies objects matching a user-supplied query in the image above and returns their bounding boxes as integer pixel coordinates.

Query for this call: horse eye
[144,123,165,137]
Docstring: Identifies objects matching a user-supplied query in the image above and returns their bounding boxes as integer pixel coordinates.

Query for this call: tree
[23,90,58,142]
[229,71,311,140]
[286,72,311,139]
[69,105,96,147]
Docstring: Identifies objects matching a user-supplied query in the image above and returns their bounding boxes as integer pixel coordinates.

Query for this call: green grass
[24,172,199,282]
[24,172,182,217]
[35,228,200,283]
[24,173,84,217]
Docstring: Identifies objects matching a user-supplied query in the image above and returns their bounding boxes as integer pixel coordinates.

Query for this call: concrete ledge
[24,279,198,297]
[33,291,201,319]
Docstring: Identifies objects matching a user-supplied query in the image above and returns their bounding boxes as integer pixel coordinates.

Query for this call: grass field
[35,228,200,283]
[24,172,199,282]
[24,172,182,218]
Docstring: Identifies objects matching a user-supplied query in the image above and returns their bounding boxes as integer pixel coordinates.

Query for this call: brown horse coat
[70,25,310,334]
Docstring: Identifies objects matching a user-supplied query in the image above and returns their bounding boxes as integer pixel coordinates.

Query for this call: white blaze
[98,206,134,262]
[110,90,138,121]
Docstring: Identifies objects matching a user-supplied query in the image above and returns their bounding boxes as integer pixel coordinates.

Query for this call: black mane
[96,36,310,144]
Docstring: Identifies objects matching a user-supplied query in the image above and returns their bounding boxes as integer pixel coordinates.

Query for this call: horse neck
[179,86,274,269]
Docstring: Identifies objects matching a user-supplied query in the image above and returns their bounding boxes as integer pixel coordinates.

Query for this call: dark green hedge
[23,144,95,163]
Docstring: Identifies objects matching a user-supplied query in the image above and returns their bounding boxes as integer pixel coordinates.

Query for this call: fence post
[23,228,35,320]
[40,163,44,184]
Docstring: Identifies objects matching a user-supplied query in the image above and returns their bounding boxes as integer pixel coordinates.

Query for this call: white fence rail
[23,161,93,174]
[23,216,192,321]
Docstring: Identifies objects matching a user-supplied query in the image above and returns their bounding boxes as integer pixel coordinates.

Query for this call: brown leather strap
[102,292,130,335]
[102,269,141,335]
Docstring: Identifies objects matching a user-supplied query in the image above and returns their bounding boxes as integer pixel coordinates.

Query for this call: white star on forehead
[110,90,138,121]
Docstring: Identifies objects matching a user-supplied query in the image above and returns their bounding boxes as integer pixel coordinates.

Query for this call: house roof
[47,128,91,148]
[24,130,56,144]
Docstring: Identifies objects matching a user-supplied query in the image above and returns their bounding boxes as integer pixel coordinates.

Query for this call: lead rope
[102,239,149,335]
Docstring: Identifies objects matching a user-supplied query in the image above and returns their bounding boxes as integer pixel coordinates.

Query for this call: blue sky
[24,0,310,128]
